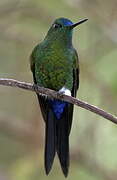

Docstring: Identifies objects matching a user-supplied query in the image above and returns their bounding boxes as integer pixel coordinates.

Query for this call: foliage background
[0,0,117,179]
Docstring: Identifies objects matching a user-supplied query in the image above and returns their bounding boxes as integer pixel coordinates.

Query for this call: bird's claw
[57,91,64,100]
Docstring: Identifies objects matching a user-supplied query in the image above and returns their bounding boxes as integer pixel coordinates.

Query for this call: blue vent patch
[49,100,67,119]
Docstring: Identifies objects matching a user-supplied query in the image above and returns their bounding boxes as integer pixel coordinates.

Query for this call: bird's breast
[35,47,73,90]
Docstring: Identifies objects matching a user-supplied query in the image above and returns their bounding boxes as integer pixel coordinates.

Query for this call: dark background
[0,0,117,179]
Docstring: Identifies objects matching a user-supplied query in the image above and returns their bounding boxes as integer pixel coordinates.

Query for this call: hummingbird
[30,17,88,177]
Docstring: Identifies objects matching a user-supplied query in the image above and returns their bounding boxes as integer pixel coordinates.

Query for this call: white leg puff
[59,86,71,96]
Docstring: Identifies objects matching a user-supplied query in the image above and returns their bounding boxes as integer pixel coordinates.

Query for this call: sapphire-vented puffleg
[30,17,88,177]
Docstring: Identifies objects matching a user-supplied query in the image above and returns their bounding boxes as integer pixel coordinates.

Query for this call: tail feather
[36,95,56,175]
[56,105,70,177]
[37,95,73,177]
[45,109,56,175]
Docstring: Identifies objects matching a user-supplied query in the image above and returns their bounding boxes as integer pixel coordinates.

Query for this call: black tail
[37,95,73,177]
[45,108,56,174]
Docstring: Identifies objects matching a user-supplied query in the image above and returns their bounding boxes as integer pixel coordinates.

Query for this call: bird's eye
[53,23,62,29]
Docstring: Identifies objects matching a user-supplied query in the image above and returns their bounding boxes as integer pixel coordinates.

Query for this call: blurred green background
[0,0,117,179]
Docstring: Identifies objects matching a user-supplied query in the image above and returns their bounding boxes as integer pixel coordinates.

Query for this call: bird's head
[45,17,88,45]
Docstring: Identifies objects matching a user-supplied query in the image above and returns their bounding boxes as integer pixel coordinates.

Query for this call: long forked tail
[45,105,71,177]
[37,95,73,177]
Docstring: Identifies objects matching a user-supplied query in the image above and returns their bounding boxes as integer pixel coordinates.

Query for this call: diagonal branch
[0,78,117,124]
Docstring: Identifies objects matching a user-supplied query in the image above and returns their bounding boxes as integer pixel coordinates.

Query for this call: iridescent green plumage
[31,19,79,91]
[30,17,87,177]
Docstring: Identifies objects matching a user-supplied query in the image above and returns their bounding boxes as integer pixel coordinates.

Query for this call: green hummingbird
[30,17,88,177]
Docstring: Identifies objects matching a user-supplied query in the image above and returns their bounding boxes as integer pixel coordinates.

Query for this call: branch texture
[0,78,117,124]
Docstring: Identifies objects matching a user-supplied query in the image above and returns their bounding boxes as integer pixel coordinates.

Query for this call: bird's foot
[57,91,64,99]
[33,84,48,98]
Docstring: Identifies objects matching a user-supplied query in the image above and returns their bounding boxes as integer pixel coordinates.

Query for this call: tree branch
[0,78,117,124]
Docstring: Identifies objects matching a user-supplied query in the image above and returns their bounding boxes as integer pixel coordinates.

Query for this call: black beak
[70,18,88,28]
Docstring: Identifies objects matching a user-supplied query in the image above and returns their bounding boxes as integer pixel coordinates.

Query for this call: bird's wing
[72,48,79,97]
[66,49,79,134]
[30,52,48,121]
[30,52,56,174]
